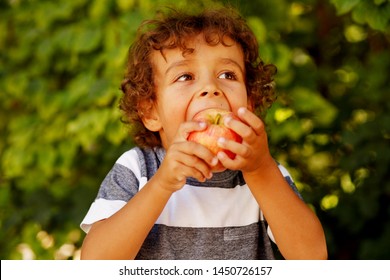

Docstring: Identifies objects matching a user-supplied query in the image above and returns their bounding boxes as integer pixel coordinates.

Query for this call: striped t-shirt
[80,146,301,259]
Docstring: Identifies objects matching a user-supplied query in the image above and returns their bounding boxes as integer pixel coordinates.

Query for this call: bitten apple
[188,108,242,172]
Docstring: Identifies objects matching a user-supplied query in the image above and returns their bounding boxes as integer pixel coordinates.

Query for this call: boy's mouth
[189,106,232,121]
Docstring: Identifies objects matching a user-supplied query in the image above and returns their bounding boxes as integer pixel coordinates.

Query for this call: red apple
[187,108,242,172]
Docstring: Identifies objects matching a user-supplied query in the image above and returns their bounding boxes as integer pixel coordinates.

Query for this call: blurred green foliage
[1,0,389,259]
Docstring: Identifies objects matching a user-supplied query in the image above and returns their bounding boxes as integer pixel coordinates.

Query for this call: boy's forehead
[150,34,242,64]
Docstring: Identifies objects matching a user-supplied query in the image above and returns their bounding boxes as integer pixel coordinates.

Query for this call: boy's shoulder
[116,146,165,180]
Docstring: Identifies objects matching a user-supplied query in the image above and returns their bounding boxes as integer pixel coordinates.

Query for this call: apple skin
[187,108,242,172]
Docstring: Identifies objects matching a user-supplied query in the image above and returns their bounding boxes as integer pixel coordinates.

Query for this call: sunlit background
[1,0,389,259]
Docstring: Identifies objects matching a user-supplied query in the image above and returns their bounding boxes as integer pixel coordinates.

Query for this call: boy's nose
[197,75,224,98]
[199,91,221,97]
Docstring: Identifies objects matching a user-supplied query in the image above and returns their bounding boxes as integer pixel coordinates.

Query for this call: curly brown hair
[120,7,277,148]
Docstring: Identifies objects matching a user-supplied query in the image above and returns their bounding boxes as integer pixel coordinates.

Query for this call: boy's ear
[139,101,162,132]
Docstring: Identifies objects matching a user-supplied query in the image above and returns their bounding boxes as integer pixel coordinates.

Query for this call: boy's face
[145,34,249,149]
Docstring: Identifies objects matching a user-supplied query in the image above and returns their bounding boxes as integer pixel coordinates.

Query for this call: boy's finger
[175,121,207,142]
[177,152,213,180]
[216,151,237,170]
[218,137,250,158]
[178,160,212,182]
[236,107,265,136]
[171,141,218,173]
[184,141,219,168]
[223,113,256,144]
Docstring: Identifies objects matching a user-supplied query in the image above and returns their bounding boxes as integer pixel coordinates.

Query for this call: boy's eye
[176,73,193,82]
[218,72,237,80]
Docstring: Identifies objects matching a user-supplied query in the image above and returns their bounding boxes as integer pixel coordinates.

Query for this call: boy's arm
[218,107,327,259]
[244,158,328,260]
[80,174,173,260]
[81,121,216,259]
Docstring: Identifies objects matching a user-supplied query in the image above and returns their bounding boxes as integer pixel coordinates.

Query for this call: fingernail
[217,151,226,160]
[210,157,219,166]
[218,137,226,147]
[199,122,207,129]
[238,107,246,115]
[224,116,232,126]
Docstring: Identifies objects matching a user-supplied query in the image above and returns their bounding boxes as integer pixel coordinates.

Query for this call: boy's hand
[154,121,218,193]
[216,107,273,175]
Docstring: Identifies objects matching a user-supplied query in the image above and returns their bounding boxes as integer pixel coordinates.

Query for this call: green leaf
[89,0,114,19]
[352,2,390,31]
[374,0,387,5]
[247,17,267,44]
[330,0,360,15]
[290,87,338,127]
[72,24,102,53]
[116,0,137,11]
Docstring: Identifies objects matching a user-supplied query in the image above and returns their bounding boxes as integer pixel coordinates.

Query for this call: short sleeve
[80,149,146,233]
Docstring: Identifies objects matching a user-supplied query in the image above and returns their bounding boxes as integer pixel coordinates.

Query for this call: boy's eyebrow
[164,58,245,75]
[165,60,191,75]
[219,58,245,73]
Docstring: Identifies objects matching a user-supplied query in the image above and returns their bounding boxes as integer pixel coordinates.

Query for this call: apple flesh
[188,108,242,172]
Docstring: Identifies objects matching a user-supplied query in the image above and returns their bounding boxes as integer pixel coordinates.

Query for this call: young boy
[80,7,327,260]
